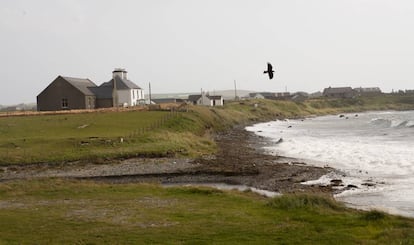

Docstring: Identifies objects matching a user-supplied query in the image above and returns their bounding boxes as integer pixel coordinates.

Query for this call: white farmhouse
[99,68,145,107]
[208,95,224,106]
[188,92,223,106]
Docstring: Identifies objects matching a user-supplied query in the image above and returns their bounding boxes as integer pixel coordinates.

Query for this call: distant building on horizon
[188,92,223,106]
[248,92,290,100]
[354,87,382,96]
[290,92,309,102]
[309,91,323,98]
[322,87,355,98]
[151,98,185,104]
[37,69,144,111]
[248,92,274,99]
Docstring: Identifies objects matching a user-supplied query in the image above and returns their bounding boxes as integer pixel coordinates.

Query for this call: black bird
[263,62,275,79]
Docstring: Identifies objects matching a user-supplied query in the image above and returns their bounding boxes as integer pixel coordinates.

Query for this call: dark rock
[362,182,376,187]
[330,179,343,186]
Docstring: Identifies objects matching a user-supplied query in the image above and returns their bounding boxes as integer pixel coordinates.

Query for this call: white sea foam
[246,110,414,217]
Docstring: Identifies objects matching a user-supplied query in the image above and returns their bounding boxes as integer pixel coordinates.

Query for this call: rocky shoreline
[0,126,334,194]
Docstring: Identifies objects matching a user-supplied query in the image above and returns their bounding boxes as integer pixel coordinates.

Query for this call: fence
[125,108,184,139]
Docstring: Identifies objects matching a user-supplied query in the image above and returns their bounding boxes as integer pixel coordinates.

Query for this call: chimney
[112,68,125,108]
[112,68,127,79]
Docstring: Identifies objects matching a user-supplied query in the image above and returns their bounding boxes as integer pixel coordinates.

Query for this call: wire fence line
[0,106,148,118]
[125,108,185,139]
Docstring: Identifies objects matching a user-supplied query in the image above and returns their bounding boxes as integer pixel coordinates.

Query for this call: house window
[62,98,68,108]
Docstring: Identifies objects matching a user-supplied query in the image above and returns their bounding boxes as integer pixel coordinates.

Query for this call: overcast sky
[1,0,414,105]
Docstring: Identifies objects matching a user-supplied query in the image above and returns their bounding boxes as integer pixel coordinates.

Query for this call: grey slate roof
[61,76,97,96]
[100,76,141,90]
[323,87,354,94]
[188,95,202,102]
[188,94,223,102]
[89,86,113,99]
[208,95,222,100]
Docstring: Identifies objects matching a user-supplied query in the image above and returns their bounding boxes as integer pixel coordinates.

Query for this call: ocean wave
[370,118,414,129]
[248,110,414,218]
[369,118,392,128]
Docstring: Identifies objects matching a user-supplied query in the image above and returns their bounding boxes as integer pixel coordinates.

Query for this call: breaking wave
[246,110,414,217]
[369,118,414,128]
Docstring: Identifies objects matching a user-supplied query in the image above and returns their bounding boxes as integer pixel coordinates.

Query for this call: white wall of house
[195,97,210,106]
[116,88,145,107]
[135,88,145,104]
[117,90,131,106]
[138,89,144,100]
[252,94,265,99]
[195,97,204,105]
[200,93,211,106]
[196,97,223,106]
[211,98,223,106]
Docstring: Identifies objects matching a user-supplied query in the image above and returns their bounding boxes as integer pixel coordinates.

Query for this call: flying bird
[263,62,275,79]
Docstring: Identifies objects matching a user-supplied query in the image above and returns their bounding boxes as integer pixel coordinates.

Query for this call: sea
[246,110,414,218]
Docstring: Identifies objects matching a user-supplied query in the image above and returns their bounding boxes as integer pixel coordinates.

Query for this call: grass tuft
[169,186,224,196]
[362,210,386,221]
[266,194,344,211]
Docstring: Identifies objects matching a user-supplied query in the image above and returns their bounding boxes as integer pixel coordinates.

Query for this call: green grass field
[0,178,413,244]
[0,110,218,164]
[1,95,414,165]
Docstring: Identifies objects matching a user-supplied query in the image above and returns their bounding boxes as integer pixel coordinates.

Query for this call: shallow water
[246,110,414,217]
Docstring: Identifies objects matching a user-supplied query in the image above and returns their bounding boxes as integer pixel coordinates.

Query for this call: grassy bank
[0,110,216,164]
[1,94,414,165]
[0,178,413,244]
